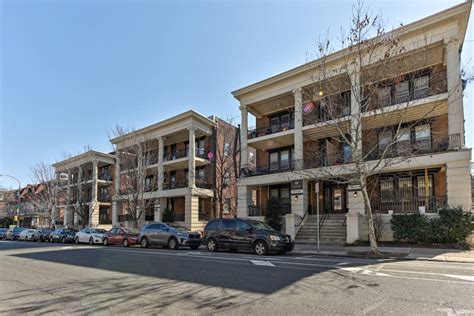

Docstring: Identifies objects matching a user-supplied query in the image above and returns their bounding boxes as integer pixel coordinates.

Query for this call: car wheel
[190,245,199,250]
[168,237,178,250]
[206,238,218,252]
[75,237,79,244]
[140,237,149,248]
[89,237,94,245]
[61,237,66,243]
[103,238,108,246]
[253,240,268,256]
[122,239,129,247]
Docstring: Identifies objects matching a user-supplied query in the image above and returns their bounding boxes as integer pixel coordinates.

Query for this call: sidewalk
[292,243,474,263]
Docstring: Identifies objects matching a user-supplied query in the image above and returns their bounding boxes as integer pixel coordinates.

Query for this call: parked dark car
[0,228,8,240]
[103,227,139,247]
[33,228,53,242]
[5,227,27,241]
[202,218,294,255]
[139,222,201,250]
[49,229,76,243]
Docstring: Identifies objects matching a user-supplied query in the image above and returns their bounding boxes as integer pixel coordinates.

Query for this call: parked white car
[75,228,107,245]
[19,229,36,241]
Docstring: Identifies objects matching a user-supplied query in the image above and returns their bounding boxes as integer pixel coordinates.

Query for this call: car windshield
[247,220,276,231]
[90,229,106,234]
[122,228,139,235]
[167,224,189,232]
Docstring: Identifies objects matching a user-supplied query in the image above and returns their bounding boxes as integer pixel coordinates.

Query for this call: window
[269,152,279,171]
[379,131,392,153]
[280,114,290,130]
[224,142,231,156]
[197,167,205,179]
[380,179,394,201]
[396,128,411,155]
[205,220,220,230]
[170,171,176,184]
[417,175,433,198]
[236,220,251,232]
[270,117,280,133]
[195,138,205,155]
[280,150,290,169]
[414,75,430,99]
[398,178,412,200]
[415,125,431,150]
[249,151,255,165]
[378,86,391,107]
[145,176,154,191]
[270,189,279,199]
[333,189,342,210]
[223,171,230,186]
[342,143,352,163]
[220,220,237,231]
[394,81,410,103]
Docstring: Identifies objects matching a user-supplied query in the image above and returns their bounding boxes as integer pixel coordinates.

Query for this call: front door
[233,220,253,250]
[323,182,347,214]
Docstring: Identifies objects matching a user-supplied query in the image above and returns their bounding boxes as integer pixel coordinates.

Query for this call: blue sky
[1,0,473,188]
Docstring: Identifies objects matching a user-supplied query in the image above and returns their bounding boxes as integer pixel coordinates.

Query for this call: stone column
[112,154,120,227]
[185,194,199,230]
[188,127,196,188]
[349,63,362,159]
[89,160,98,226]
[445,38,465,148]
[237,185,251,218]
[154,199,162,222]
[293,88,304,169]
[64,169,72,227]
[240,105,249,169]
[290,179,308,218]
[158,137,164,191]
[77,166,82,225]
[446,160,472,209]
[346,189,365,243]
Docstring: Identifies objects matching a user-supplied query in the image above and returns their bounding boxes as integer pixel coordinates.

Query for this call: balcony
[196,178,212,189]
[163,149,188,162]
[304,151,352,169]
[98,194,111,202]
[371,195,447,214]
[163,181,188,190]
[248,122,294,140]
[98,174,113,181]
[245,161,294,177]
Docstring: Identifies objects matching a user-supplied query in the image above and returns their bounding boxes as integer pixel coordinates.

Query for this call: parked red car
[102,227,139,247]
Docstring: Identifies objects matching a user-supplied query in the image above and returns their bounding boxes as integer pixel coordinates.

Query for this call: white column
[77,166,82,225]
[349,63,362,160]
[185,194,199,230]
[158,137,164,191]
[446,160,472,209]
[237,185,251,218]
[445,38,465,148]
[112,155,120,227]
[346,189,365,243]
[90,160,98,226]
[188,127,196,188]
[293,88,304,169]
[240,105,249,170]
[290,179,307,218]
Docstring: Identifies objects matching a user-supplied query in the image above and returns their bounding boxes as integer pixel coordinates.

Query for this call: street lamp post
[0,173,22,226]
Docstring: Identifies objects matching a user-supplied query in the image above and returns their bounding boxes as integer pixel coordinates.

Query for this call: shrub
[390,213,429,243]
[390,206,473,244]
[162,208,174,223]
[265,198,283,231]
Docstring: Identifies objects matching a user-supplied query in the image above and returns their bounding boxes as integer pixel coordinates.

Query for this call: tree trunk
[359,175,379,255]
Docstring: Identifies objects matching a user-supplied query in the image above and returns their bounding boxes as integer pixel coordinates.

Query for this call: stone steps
[296,214,346,243]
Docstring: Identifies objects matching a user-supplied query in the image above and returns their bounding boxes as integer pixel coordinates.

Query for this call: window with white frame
[415,124,431,150]
[396,128,411,154]
[394,81,410,103]
[414,75,430,99]
[269,152,279,171]
[224,142,231,156]
[379,130,392,153]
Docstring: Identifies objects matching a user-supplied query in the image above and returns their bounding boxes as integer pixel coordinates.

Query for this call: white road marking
[437,308,474,315]
[250,260,275,267]
[443,274,474,282]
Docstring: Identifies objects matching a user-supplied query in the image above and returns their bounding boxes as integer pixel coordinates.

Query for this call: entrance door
[323,182,347,214]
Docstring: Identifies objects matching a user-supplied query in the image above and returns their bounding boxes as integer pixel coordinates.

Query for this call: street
[1,241,474,315]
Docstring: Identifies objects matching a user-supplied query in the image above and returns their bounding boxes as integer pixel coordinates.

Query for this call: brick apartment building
[233,2,472,242]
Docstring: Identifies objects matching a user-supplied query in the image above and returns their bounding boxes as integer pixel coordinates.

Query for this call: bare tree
[109,126,156,228]
[29,162,59,226]
[298,1,463,254]
[213,117,240,218]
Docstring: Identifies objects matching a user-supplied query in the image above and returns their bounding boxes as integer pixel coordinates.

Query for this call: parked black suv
[202,218,294,255]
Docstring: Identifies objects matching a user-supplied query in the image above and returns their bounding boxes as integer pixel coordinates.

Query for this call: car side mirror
[162,227,169,231]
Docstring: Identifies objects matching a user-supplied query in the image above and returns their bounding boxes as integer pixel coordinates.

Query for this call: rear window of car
[205,220,220,231]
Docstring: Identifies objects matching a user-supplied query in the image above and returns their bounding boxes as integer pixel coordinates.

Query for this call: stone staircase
[296,214,347,244]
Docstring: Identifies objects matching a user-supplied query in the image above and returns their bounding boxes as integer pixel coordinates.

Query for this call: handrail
[295,206,310,227]
[318,213,329,239]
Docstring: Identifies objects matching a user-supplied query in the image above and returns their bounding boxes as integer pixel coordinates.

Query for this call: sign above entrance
[348,184,361,192]
[291,180,303,196]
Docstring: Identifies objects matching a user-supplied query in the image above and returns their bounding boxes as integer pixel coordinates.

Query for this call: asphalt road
[1,241,473,315]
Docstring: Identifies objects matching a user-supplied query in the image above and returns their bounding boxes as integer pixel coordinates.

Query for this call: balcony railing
[371,195,447,214]
[98,195,111,202]
[98,174,113,181]
[196,179,212,189]
[99,218,112,225]
[117,214,134,222]
[163,149,188,161]
[163,181,188,190]
[248,123,294,139]
[245,161,294,177]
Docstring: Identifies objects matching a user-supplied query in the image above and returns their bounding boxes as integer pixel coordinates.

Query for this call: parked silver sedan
[19,229,36,241]
[139,222,201,250]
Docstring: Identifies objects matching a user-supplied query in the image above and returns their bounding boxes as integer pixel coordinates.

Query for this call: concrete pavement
[1,240,474,315]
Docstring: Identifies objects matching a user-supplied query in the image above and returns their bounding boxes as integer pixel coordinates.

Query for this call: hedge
[390,207,473,244]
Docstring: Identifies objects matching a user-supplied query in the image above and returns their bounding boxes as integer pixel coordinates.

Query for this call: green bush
[390,206,473,244]
[390,213,429,243]
[265,198,283,231]
[162,208,174,223]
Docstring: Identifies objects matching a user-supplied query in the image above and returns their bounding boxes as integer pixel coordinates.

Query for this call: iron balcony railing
[371,195,447,214]
[196,179,212,189]
[163,149,188,161]
[248,123,294,139]
[163,181,188,190]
